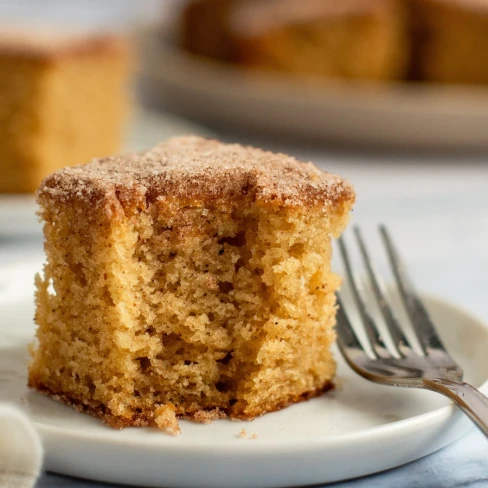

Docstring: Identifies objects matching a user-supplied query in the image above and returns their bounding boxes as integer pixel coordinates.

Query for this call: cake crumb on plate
[192,408,227,424]
[154,404,181,435]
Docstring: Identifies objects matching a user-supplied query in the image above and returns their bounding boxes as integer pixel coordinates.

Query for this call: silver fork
[336,225,488,438]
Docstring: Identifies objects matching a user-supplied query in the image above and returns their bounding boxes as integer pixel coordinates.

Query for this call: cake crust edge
[28,378,334,429]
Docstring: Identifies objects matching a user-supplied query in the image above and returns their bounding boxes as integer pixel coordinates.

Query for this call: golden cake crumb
[28,136,355,431]
[154,404,181,435]
[193,408,227,424]
[239,428,247,438]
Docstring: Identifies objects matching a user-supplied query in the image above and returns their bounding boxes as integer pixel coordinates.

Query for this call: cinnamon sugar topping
[38,136,354,211]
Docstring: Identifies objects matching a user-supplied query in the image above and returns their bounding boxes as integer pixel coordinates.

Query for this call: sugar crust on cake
[37,135,355,211]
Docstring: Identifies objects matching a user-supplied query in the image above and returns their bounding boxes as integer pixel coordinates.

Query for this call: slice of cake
[0,30,130,193]
[29,136,355,432]
[411,0,488,84]
[181,0,408,81]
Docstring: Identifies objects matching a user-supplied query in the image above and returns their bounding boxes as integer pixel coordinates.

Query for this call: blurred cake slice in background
[0,29,130,193]
[181,0,409,82]
[412,0,488,85]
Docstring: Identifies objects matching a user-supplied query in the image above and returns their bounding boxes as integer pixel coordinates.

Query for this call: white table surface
[0,1,487,486]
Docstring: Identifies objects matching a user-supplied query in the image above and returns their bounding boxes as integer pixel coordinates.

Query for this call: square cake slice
[0,30,130,193]
[29,136,355,431]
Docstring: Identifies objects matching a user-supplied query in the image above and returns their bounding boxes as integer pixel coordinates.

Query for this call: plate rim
[144,29,488,111]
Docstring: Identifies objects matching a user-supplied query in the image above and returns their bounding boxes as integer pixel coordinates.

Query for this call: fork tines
[337,225,448,359]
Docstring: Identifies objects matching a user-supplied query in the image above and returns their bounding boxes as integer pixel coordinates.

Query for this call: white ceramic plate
[1,256,487,488]
[0,109,213,237]
[141,30,488,150]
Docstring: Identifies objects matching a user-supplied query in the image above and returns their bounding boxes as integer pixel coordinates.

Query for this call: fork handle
[424,378,488,438]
